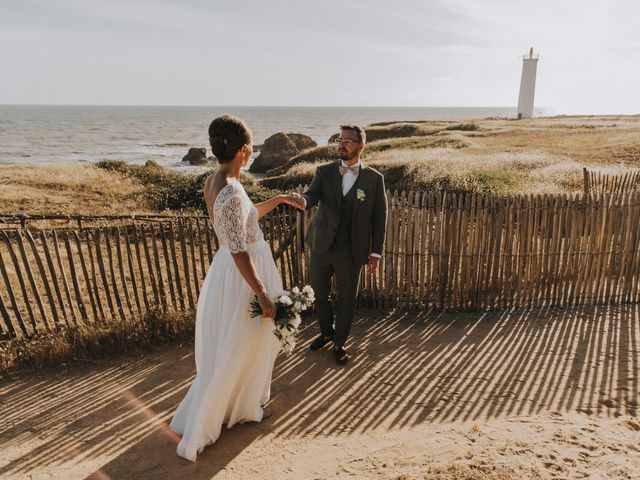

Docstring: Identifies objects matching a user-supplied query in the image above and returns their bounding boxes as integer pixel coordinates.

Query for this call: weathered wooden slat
[629,193,640,302]
[0,249,28,336]
[622,193,639,302]
[149,224,168,311]
[131,226,151,311]
[168,222,185,311]
[196,218,207,280]
[62,231,89,322]
[1,232,38,331]
[489,196,504,309]
[123,227,142,316]
[0,290,16,338]
[501,196,515,309]
[104,228,127,321]
[563,194,581,305]
[140,224,160,306]
[201,216,213,264]
[159,223,178,310]
[417,192,429,306]
[547,195,562,307]
[93,229,117,321]
[52,230,78,326]
[114,228,135,318]
[187,220,200,297]
[14,230,51,331]
[40,230,69,326]
[178,220,195,310]
[80,230,105,322]
[616,192,633,302]
[25,229,61,328]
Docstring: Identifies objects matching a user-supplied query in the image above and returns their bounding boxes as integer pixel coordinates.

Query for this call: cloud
[0,0,639,111]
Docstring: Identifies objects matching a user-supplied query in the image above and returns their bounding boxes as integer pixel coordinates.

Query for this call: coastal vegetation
[0,307,194,372]
[262,116,640,194]
[1,115,638,216]
[94,160,280,212]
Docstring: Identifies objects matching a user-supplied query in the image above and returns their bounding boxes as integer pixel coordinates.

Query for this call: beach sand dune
[1,306,638,479]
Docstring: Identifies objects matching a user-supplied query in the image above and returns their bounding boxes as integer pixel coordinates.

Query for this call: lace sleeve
[217,194,248,253]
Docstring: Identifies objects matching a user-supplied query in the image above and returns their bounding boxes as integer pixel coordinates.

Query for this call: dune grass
[96,160,282,212]
[266,135,466,176]
[0,163,150,216]
[262,149,587,196]
[0,308,195,373]
[326,122,440,144]
[262,115,640,194]
[445,122,480,131]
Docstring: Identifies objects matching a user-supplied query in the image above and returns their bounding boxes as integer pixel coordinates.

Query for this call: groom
[295,125,387,365]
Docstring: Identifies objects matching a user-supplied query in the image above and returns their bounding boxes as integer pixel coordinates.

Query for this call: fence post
[583,167,590,196]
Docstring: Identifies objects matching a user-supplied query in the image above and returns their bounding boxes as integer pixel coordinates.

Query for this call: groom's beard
[338,149,356,160]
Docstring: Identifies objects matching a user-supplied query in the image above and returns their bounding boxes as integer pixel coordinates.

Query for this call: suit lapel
[330,161,343,207]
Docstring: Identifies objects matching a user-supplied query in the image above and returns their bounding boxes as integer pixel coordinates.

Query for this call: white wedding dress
[169,178,282,462]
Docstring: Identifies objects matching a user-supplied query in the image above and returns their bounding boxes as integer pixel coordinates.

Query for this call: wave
[138,142,191,147]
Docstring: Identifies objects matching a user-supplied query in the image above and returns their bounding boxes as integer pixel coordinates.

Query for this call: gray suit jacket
[302,160,388,266]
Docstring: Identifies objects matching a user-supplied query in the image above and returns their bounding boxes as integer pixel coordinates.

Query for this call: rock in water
[182,147,210,165]
[249,133,317,173]
[287,133,317,151]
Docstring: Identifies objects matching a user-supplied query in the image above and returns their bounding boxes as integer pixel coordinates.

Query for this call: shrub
[96,160,282,211]
[445,123,480,131]
[0,308,195,373]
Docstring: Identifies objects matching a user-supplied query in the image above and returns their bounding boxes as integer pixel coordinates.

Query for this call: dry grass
[0,308,195,373]
[262,149,587,195]
[263,136,467,184]
[0,163,151,216]
[262,115,640,194]
[368,148,587,195]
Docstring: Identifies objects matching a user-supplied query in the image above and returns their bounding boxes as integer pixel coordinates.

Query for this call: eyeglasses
[334,138,359,147]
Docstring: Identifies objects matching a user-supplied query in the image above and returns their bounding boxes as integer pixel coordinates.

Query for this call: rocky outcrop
[182,147,213,166]
[249,133,317,173]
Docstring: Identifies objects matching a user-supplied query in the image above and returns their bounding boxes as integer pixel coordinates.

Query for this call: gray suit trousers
[309,243,363,348]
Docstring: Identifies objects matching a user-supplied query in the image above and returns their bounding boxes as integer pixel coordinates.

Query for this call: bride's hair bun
[208,115,251,164]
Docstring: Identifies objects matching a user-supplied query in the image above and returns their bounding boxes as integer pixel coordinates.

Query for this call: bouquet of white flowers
[249,285,315,355]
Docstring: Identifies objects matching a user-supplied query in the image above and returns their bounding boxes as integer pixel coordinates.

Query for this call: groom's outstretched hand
[367,256,379,275]
[282,193,306,210]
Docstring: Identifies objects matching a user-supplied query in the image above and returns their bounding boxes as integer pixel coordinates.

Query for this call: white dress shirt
[340,160,360,195]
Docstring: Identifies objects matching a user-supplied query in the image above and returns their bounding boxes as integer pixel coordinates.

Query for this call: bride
[169,115,303,461]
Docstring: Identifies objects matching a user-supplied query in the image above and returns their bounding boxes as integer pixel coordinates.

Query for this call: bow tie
[339,164,359,176]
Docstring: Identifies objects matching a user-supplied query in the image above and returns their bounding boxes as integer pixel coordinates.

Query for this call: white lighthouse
[517,47,539,119]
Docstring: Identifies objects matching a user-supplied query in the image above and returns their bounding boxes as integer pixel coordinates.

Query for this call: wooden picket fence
[2,189,640,339]
[583,167,640,195]
[356,190,640,310]
[0,210,299,339]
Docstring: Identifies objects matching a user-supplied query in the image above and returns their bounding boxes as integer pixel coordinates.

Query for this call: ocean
[0,105,549,171]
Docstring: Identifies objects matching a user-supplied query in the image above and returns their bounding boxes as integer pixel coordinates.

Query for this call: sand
[1,306,639,479]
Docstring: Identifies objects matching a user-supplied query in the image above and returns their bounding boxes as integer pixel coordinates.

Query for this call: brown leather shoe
[333,346,350,365]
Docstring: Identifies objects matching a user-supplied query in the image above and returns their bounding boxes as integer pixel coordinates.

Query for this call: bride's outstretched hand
[280,193,305,210]
[258,292,277,319]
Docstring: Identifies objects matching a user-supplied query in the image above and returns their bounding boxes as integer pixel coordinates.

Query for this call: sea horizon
[0,105,552,171]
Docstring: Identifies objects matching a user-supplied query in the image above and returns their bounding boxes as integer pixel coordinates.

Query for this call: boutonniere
[356,189,366,201]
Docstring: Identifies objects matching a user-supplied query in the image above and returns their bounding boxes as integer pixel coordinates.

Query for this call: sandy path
[1,306,638,479]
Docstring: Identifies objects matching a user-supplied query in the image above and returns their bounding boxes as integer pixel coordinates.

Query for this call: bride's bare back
[204,173,235,224]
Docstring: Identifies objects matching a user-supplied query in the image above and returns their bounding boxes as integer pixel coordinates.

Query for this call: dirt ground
[1,305,639,479]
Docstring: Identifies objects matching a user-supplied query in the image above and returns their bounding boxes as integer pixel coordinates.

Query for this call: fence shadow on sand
[0,304,637,479]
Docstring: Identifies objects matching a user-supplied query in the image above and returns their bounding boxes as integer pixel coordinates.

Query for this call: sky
[1,0,639,113]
